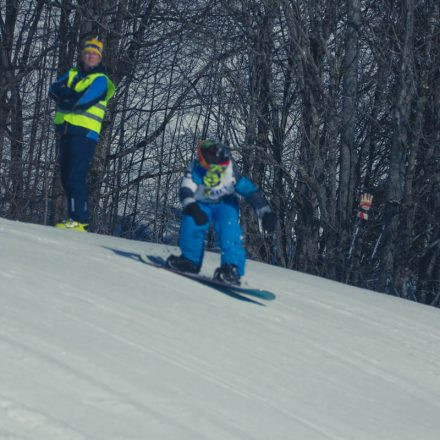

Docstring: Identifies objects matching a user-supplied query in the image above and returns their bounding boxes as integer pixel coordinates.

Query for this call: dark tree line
[1,0,439,306]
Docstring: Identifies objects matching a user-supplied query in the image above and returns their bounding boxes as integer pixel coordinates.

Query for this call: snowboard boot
[213,264,241,286]
[55,219,89,232]
[166,254,200,274]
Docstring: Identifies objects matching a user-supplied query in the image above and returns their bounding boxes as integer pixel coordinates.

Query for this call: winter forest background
[1,0,439,306]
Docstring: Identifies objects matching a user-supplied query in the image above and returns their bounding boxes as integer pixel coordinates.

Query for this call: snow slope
[1,217,440,440]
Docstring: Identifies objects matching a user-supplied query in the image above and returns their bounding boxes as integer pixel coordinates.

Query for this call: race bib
[203,182,236,199]
[195,163,236,202]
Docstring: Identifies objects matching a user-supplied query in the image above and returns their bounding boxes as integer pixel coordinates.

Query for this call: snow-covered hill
[1,217,440,440]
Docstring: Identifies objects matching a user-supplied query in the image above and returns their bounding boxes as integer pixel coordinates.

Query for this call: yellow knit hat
[82,38,103,58]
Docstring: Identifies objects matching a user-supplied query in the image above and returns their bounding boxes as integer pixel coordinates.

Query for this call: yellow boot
[55,219,89,232]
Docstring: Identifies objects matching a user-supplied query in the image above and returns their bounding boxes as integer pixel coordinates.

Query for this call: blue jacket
[49,63,109,141]
[179,160,271,217]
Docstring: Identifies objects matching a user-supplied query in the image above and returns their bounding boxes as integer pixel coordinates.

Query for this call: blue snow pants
[179,196,246,275]
[59,135,96,223]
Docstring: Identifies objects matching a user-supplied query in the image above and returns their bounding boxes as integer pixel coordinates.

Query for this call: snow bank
[1,218,440,439]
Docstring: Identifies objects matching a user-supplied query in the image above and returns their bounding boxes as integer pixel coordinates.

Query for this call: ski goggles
[197,140,230,170]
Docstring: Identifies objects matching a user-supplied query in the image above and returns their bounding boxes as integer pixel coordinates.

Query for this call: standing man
[49,38,115,231]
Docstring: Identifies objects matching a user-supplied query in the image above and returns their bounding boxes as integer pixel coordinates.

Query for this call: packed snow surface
[1,218,440,440]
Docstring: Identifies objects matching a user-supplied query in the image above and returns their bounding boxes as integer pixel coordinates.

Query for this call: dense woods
[1,0,439,305]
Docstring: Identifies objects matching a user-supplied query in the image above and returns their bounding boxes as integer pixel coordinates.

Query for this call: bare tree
[1,0,439,305]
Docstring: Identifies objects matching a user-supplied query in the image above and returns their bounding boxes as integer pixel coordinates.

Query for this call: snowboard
[139,255,276,302]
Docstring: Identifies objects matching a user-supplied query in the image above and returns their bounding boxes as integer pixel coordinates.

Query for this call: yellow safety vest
[54,68,115,135]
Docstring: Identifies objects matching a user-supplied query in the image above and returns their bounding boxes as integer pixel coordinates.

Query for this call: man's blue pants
[179,197,246,275]
[59,135,96,223]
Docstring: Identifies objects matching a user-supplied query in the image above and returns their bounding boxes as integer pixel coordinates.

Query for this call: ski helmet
[197,139,230,170]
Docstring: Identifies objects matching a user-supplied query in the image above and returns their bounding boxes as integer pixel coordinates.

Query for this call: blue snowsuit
[49,64,109,222]
[178,160,271,275]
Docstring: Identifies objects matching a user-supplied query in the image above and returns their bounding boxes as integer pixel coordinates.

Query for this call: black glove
[50,83,79,100]
[184,203,209,226]
[262,211,276,233]
[58,97,78,111]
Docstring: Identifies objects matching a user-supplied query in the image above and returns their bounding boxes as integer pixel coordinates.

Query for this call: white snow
[1,217,440,440]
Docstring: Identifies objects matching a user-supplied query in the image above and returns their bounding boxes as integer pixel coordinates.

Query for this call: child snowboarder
[166,139,276,285]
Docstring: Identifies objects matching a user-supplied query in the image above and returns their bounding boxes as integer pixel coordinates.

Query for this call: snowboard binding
[166,254,200,274]
[213,264,241,286]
